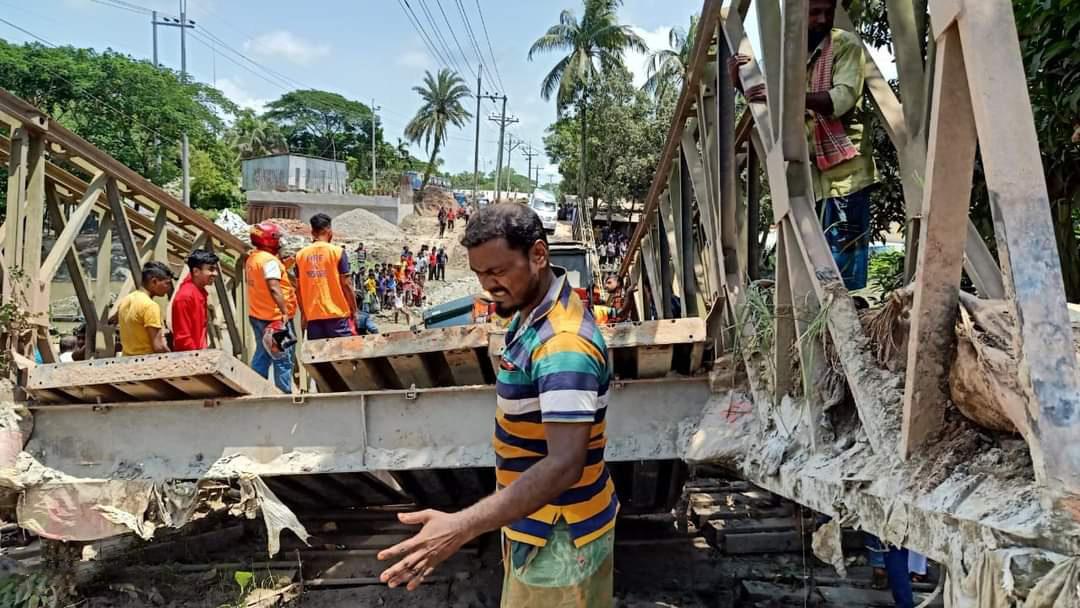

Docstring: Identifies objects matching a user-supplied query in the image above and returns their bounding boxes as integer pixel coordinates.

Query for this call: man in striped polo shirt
[379,203,617,606]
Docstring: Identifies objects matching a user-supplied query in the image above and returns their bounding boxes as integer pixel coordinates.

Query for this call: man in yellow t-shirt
[115,261,175,356]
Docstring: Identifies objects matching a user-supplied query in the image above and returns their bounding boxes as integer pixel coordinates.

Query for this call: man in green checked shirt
[731,0,880,290]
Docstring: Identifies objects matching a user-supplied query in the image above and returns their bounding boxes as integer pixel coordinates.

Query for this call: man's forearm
[457,456,581,537]
[269,288,290,320]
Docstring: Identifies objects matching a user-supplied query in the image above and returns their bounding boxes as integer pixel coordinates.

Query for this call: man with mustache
[378,203,616,607]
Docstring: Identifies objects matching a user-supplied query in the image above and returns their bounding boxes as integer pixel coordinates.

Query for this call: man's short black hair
[141,260,174,283]
[461,203,548,256]
[310,213,332,232]
[187,248,220,271]
[75,323,87,337]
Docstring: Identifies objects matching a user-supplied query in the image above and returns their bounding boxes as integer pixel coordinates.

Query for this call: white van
[529,190,558,233]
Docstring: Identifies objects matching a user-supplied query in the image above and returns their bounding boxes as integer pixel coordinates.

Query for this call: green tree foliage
[263,89,379,163]
[543,66,669,215]
[404,69,472,192]
[0,40,234,186]
[643,14,698,100]
[190,141,244,211]
[528,0,646,202]
[226,109,287,163]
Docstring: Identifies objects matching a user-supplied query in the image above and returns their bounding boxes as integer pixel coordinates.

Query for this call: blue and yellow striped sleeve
[530,332,606,424]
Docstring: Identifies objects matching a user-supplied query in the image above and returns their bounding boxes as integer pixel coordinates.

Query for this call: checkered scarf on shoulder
[810,37,859,171]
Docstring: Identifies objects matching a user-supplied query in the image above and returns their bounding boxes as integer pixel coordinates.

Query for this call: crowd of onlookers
[598,229,630,267]
[351,242,451,325]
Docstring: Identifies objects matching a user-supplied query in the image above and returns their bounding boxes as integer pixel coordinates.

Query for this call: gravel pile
[332,208,403,241]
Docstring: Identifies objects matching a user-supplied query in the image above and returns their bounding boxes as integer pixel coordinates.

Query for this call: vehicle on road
[529,189,559,233]
[422,241,597,329]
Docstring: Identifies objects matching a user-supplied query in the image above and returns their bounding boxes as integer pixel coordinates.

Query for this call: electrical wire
[399,0,453,71]
[88,0,153,15]
[453,0,487,77]
[197,27,311,91]
[432,0,478,80]
[415,0,467,76]
[0,16,180,148]
[473,0,506,92]
[188,30,293,91]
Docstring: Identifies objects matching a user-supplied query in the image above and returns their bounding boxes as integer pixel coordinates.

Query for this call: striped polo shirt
[494,270,618,548]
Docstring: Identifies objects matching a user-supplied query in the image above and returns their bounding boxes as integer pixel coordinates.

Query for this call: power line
[0,16,179,148]
[88,0,152,15]
[453,0,487,75]
[473,0,506,92]
[188,30,293,91]
[197,27,310,91]
[431,0,478,80]
[415,0,467,76]
[399,0,453,71]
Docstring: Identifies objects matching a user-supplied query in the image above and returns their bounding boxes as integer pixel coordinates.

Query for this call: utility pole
[152,3,195,206]
[505,136,522,199]
[522,145,539,193]
[488,97,516,203]
[371,98,381,191]
[472,66,482,205]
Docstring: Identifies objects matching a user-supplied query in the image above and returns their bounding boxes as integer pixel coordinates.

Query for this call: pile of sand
[333,208,404,241]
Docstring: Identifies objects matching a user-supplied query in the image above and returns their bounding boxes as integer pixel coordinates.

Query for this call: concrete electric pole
[474,68,504,206]
[488,100,518,203]
[522,145,539,193]
[371,98,381,190]
[152,3,195,206]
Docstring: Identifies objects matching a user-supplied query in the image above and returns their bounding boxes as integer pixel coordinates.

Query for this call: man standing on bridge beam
[730,0,880,291]
[379,203,617,607]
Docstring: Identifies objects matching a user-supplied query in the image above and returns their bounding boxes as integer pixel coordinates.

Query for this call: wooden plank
[957,0,1080,491]
[901,25,977,458]
[884,0,928,136]
[301,325,490,365]
[658,182,684,308]
[4,129,27,304]
[23,131,46,317]
[722,12,775,147]
[26,349,280,403]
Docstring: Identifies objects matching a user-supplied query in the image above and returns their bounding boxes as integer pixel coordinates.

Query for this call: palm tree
[528,0,646,205]
[643,14,698,101]
[404,69,472,194]
[227,109,287,163]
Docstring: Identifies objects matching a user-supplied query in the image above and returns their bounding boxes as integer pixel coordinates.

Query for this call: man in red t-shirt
[171,249,220,351]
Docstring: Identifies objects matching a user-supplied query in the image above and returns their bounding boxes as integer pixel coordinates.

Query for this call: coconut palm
[227,109,287,162]
[404,69,472,193]
[528,0,646,203]
[643,14,698,101]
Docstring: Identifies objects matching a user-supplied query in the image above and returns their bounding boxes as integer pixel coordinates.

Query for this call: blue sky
[0,0,707,182]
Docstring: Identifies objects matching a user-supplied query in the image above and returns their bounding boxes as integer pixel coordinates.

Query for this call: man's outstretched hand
[377,509,476,591]
[727,54,767,103]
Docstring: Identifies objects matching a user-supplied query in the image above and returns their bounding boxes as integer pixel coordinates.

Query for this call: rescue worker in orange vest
[246,222,297,393]
[295,213,358,340]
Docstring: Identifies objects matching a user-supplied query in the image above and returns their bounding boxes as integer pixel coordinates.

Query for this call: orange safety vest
[245,249,296,321]
[295,241,351,321]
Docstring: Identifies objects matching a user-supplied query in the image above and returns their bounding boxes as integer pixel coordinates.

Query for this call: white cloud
[244,30,330,66]
[216,78,270,114]
[396,49,432,70]
[628,25,673,88]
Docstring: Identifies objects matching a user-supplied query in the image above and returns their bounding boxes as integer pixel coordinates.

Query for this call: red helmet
[250,222,283,254]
